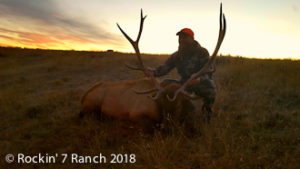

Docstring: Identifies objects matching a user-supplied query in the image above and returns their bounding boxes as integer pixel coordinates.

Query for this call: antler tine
[133,87,163,99]
[137,9,147,43]
[124,63,143,71]
[117,24,134,45]
[133,88,159,94]
[209,3,226,64]
[167,3,226,102]
[166,90,197,101]
[150,90,165,100]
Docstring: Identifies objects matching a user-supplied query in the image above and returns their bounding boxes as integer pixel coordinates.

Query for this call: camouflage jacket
[153,40,211,84]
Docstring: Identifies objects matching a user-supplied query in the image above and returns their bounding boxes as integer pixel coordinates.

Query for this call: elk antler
[117,9,165,100]
[124,63,143,71]
[167,3,227,101]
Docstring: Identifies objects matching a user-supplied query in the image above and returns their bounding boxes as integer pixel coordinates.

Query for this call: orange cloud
[55,34,95,44]
[0,27,121,51]
[0,0,123,51]
[0,28,63,46]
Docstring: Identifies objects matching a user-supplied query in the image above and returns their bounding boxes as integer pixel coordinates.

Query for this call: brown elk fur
[79,78,195,128]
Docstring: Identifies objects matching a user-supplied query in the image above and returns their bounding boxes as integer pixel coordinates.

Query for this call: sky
[0,0,299,59]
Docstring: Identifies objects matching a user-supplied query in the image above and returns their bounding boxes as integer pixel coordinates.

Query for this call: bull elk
[80,4,226,129]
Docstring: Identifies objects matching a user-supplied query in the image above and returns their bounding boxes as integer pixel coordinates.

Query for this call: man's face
[178,33,194,46]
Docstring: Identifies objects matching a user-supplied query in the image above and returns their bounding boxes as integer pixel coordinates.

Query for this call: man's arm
[152,52,177,77]
[198,47,210,68]
[197,47,214,78]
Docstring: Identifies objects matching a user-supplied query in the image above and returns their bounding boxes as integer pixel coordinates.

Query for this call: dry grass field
[0,47,299,169]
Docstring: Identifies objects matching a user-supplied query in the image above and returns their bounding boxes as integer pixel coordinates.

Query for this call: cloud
[0,26,115,50]
[0,28,62,44]
[0,27,67,49]
[0,0,55,21]
[0,0,122,48]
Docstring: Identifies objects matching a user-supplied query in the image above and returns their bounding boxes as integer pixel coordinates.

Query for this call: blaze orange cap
[176,28,194,38]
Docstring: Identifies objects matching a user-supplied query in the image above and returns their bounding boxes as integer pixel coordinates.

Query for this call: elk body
[80,78,194,127]
[80,4,226,127]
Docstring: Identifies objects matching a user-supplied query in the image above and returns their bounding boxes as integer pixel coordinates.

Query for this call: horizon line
[0,45,299,61]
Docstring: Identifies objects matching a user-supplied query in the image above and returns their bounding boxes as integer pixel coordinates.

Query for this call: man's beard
[178,42,193,56]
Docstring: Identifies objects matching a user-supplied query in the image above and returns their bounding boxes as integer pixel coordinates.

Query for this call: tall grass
[0,47,299,169]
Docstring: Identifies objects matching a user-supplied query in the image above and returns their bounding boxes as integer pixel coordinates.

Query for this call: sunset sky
[0,0,299,59]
